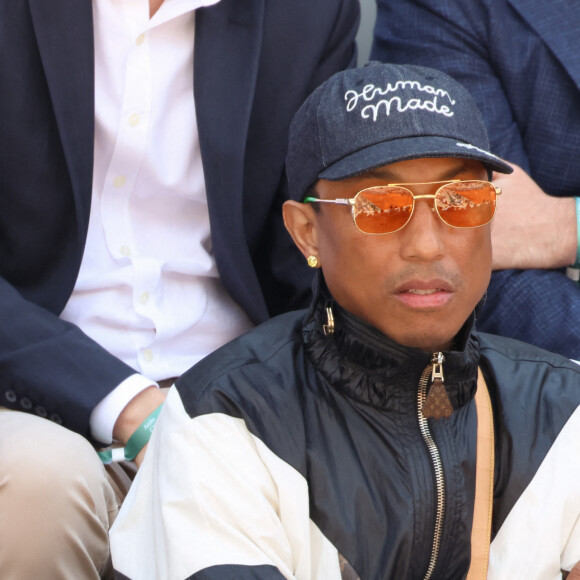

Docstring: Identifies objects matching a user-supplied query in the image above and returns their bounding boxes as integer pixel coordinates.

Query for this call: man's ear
[282,200,319,260]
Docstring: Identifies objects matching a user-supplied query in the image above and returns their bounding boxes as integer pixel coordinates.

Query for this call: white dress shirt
[60,0,253,443]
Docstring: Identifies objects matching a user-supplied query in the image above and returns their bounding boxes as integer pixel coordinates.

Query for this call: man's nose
[399,198,446,262]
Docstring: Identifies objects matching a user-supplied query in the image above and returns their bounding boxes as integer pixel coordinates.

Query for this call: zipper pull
[422,352,453,419]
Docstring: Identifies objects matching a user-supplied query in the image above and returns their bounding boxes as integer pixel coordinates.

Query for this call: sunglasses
[303,180,502,235]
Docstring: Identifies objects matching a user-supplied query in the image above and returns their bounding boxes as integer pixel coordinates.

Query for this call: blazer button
[5,390,17,403]
[35,406,47,418]
[20,397,32,410]
[49,413,63,425]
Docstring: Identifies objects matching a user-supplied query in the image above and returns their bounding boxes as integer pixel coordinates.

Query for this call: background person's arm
[491,164,576,271]
[0,277,137,442]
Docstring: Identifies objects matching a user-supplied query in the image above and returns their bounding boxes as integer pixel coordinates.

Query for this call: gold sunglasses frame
[303,179,502,235]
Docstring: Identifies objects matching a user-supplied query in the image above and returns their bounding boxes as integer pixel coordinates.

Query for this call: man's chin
[391,324,458,353]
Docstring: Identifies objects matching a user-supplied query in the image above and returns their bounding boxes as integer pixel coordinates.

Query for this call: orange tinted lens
[353,187,414,233]
[435,181,496,227]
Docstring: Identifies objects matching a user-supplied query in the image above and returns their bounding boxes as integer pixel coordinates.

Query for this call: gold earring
[323,306,335,335]
[307,255,319,268]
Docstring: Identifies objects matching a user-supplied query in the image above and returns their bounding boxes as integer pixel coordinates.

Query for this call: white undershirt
[60,0,252,443]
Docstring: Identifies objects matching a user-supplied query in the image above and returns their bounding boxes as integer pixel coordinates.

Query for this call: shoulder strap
[466,368,495,579]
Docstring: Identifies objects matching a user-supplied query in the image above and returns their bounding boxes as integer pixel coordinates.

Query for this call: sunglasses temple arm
[303,198,352,206]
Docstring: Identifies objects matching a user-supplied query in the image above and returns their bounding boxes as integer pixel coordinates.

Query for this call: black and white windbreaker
[112,289,580,580]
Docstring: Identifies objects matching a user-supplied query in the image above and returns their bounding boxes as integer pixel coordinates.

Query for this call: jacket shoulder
[176,309,308,414]
[477,330,580,438]
[175,308,311,477]
[477,331,580,374]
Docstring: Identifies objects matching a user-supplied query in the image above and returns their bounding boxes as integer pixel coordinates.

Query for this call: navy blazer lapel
[509,0,580,89]
[195,0,264,212]
[28,0,95,232]
[194,0,266,316]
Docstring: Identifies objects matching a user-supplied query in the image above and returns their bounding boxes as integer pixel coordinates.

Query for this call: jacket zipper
[417,352,446,580]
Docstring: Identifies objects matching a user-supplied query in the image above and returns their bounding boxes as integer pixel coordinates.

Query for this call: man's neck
[150,0,164,18]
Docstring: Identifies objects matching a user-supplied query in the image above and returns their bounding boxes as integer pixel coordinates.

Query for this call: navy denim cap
[286,62,513,200]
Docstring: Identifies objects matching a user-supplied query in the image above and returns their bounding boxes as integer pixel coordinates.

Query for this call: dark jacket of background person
[0,0,359,440]
[371,0,580,358]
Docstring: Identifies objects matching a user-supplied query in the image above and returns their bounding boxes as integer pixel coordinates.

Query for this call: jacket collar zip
[422,352,454,420]
[303,279,480,412]
[416,353,449,580]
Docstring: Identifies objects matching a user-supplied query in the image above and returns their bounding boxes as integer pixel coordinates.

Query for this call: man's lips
[394,279,455,308]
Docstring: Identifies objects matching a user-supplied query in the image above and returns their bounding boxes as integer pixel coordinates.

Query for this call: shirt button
[128,113,140,127]
[143,349,154,362]
[20,397,32,410]
[139,291,150,304]
[120,245,131,256]
[113,175,127,188]
[5,390,17,403]
[136,33,145,46]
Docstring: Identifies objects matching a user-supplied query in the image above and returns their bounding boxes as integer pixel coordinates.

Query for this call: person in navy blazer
[371,0,580,359]
[0,0,359,576]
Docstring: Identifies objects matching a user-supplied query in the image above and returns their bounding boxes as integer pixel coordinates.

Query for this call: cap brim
[318,136,513,181]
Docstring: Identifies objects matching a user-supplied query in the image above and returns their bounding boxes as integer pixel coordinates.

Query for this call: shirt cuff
[90,374,159,444]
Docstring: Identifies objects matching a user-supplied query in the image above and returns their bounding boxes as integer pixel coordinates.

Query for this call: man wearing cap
[110,63,580,579]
